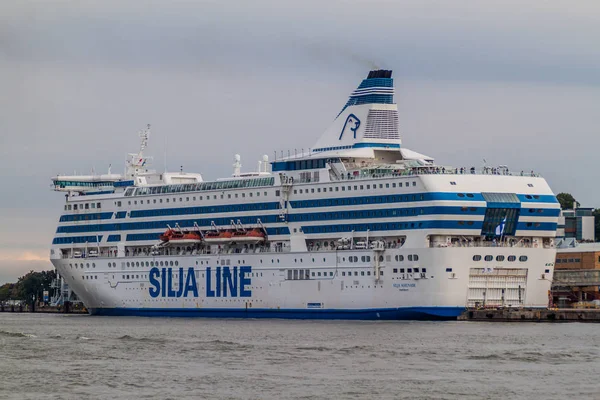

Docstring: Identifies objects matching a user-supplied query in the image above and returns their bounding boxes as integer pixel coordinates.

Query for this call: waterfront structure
[50,272,81,306]
[49,70,560,319]
[556,208,595,241]
[553,242,600,304]
[555,242,600,270]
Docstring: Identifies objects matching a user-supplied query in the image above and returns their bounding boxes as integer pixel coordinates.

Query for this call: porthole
[484,255,493,261]
[473,255,482,261]
[175,261,179,266]
[519,256,528,262]
[496,255,505,262]
[508,256,516,262]
[399,255,404,262]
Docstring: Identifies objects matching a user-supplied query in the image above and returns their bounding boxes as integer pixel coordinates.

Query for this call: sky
[1,0,600,283]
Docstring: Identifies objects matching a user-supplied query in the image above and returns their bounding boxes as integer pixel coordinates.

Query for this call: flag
[495,217,507,236]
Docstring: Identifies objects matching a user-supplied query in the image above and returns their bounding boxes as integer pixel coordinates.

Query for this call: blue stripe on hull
[88,306,464,320]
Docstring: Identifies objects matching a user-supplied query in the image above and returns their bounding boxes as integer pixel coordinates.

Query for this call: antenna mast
[138,124,150,156]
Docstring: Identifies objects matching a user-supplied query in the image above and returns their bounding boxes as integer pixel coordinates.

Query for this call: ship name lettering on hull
[148,266,252,298]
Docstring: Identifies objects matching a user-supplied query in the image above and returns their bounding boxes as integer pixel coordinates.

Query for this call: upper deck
[50,70,560,257]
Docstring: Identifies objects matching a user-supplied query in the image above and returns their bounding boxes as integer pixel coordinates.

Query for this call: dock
[0,302,88,315]
[459,308,600,322]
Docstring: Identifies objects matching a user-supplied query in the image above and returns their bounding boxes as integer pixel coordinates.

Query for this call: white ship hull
[51,245,554,319]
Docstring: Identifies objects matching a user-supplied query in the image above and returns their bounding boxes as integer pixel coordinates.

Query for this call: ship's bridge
[51,174,133,195]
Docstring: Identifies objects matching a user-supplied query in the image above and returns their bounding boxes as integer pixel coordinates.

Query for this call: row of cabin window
[293,194,426,209]
[117,191,271,208]
[70,263,96,269]
[286,269,386,280]
[293,181,417,195]
[303,222,424,234]
[292,208,422,222]
[394,254,420,262]
[64,202,102,211]
[393,267,426,273]
[130,202,278,218]
[473,255,528,262]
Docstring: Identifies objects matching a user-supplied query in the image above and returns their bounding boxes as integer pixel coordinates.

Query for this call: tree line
[0,270,56,305]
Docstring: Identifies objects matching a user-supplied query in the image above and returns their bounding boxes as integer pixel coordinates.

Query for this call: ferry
[49,70,560,319]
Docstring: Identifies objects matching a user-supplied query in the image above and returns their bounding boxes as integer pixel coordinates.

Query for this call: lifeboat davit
[203,231,234,244]
[231,229,266,244]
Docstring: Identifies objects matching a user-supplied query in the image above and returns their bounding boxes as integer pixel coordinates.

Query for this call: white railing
[335,167,541,182]
[430,242,553,249]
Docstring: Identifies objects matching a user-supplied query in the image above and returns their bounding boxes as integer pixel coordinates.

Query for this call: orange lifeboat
[159,229,177,242]
[204,230,234,244]
[231,229,266,244]
[170,232,203,244]
[159,229,202,244]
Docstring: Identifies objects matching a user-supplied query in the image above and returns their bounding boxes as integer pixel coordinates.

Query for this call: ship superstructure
[49,70,560,319]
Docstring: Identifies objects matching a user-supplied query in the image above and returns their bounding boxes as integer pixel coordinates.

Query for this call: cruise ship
[49,70,560,319]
